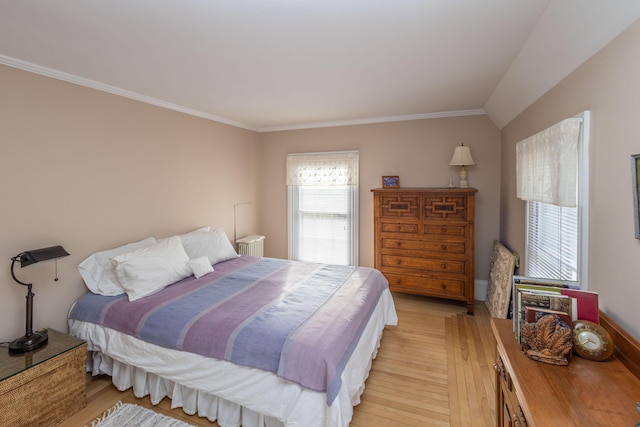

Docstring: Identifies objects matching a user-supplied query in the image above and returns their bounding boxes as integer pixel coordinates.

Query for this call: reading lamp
[449,143,476,188]
[9,245,70,353]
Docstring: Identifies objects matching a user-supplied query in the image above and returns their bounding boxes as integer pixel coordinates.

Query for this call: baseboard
[475,279,488,301]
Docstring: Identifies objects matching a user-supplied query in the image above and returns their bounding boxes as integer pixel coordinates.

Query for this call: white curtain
[516,117,582,207]
[286,151,359,186]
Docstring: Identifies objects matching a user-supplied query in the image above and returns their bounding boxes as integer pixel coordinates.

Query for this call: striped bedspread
[69,256,390,404]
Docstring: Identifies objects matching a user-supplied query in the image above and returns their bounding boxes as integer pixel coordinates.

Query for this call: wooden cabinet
[0,329,87,427]
[372,187,477,314]
[491,317,640,426]
[494,352,528,426]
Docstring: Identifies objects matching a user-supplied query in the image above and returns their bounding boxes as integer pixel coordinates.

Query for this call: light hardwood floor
[59,293,496,427]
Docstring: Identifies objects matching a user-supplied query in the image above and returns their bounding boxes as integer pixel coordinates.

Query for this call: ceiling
[1,1,639,132]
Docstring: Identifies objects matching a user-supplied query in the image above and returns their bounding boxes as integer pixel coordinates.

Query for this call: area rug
[85,401,196,427]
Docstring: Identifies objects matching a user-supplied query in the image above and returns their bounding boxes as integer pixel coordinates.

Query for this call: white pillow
[178,226,211,247]
[189,256,214,279]
[112,235,192,301]
[78,237,157,296]
[180,227,239,265]
[179,226,210,238]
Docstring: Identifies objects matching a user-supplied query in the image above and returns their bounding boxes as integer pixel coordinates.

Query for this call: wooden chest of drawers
[372,187,477,314]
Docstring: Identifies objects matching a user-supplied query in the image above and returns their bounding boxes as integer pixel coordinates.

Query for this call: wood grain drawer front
[384,272,465,296]
[379,195,420,218]
[423,223,468,238]
[423,194,469,220]
[380,222,419,234]
[381,254,465,274]
[381,237,466,255]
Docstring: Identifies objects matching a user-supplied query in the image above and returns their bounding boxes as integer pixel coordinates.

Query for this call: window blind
[516,117,581,207]
[526,201,578,281]
[286,151,358,186]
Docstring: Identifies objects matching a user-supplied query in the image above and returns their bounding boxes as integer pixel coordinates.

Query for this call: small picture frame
[382,176,400,188]
[631,154,640,238]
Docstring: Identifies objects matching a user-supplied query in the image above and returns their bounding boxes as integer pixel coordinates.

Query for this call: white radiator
[236,234,265,257]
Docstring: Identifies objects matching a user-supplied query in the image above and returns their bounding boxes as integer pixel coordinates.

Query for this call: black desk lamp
[9,245,70,353]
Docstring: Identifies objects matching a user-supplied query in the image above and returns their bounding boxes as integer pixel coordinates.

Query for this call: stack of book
[511,275,599,343]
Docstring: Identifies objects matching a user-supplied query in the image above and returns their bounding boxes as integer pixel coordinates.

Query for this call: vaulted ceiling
[1,1,638,131]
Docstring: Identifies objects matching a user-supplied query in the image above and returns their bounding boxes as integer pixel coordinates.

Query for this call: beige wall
[259,116,502,281]
[500,20,640,339]
[0,64,502,343]
[0,65,261,342]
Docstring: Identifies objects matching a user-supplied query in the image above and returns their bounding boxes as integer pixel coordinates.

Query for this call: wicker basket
[0,342,87,426]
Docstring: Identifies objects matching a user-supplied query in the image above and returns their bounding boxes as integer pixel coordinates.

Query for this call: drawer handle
[440,244,447,250]
[396,259,402,265]
[494,358,507,382]
[440,263,447,269]
[441,227,447,233]
[396,242,402,248]
[441,284,446,290]
[396,226,402,231]
[395,279,402,285]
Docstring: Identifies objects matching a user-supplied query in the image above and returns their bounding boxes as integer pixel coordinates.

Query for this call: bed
[68,229,397,427]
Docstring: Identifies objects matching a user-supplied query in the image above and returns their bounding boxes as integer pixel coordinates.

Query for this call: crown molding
[259,109,487,132]
[0,54,259,132]
[1,54,485,133]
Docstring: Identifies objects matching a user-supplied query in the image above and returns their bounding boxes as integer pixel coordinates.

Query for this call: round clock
[571,320,615,361]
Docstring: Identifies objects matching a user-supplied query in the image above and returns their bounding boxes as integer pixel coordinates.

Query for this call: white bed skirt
[70,289,397,427]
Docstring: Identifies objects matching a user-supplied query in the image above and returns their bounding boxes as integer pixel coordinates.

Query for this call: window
[287,151,358,265]
[517,112,589,286]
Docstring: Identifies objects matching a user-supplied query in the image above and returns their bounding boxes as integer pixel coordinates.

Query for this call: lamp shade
[449,144,476,166]
[15,245,70,268]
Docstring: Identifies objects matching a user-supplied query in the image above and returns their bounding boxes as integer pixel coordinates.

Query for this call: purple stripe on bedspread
[226,263,357,367]
[137,257,284,348]
[180,259,323,358]
[279,267,385,403]
[69,256,390,405]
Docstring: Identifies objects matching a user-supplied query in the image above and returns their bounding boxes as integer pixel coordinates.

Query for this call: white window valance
[516,117,582,207]
[286,151,359,186]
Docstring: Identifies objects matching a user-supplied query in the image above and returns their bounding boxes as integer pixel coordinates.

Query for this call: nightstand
[0,329,87,427]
